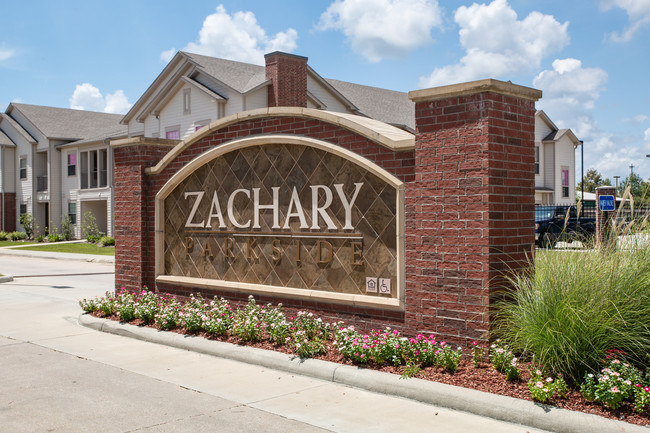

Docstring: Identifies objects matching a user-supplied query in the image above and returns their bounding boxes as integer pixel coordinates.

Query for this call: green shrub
[82,211,100,242]
[60,214,74,241]
[98,236,115,246]
[19,213,37,239]
[0,231,7,241]
[47,226,63,242]
[496,245,650,383]
[8,231,27,241]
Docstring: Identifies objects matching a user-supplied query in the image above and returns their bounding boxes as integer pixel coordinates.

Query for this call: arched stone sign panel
[155,135,405,310]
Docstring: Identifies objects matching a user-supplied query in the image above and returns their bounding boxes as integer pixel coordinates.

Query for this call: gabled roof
[58,126,128,149]
[182,52,266,93]
[537,110,580,146]
[123,51,415,131]
[0,129,14,147]
[8,103,123,141]
[0,113,36,144]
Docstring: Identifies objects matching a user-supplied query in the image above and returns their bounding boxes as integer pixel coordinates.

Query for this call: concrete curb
[0,274,14,283]
[78,314,648,433]
[0,248,114,264]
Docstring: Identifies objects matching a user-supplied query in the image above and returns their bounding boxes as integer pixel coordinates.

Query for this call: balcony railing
[36,175,48,192]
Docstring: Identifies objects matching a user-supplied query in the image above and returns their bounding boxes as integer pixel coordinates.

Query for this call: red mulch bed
[91,311,649,427]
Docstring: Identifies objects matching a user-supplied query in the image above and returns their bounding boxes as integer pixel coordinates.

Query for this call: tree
[618,172,650,204]
[576,168,612,193]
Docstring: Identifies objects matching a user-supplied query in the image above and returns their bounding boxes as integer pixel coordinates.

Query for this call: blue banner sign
[599,195,615,211]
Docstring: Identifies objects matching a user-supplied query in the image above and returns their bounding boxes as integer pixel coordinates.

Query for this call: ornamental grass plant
[495,195,650,384]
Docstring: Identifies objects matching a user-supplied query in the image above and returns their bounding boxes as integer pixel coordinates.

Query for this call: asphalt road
[0,254,547,433]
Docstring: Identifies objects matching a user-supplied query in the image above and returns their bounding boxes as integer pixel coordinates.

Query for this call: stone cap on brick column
[408,78,542,103]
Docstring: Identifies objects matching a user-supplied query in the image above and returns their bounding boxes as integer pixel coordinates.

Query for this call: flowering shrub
[178,294,207,332]
[634,384,650,413]
[203,297,234,336]
[134,288,158,324]
[114,288,136,322]
[490,341,521,381]
[471,341,487,367]
[527,368,568,403]
[580,359,643,410]
[232,296,264,342]
[155,296,181,330]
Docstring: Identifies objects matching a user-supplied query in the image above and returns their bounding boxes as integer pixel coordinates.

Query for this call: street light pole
[614,175,620,193]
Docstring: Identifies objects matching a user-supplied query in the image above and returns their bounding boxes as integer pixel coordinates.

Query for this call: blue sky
[1,0,649,182]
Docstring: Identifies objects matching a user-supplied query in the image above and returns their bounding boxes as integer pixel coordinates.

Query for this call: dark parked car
[535,206,596,248]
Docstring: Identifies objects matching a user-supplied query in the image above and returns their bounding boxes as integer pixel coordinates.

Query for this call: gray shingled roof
[0,129,14,147]
[183,52,267,94]
[58,126,128,148]
[10,103,123,141]
[326,79,415,131]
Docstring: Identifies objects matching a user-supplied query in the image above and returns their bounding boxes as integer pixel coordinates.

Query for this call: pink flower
[360,354,365,358]
[393,329,399,336]
[611,386,620,393]
[472,341,477,346]
[536,381,544,388]
[395,343,400,349]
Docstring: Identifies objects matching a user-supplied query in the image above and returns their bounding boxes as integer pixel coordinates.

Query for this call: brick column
[595,186,616,249]
[406,79,542,345]
[111,138,174,292]
[265,52,308,107]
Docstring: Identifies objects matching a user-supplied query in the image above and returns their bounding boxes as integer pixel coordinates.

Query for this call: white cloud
[69,83,132,114]
[317,0,443,63]
[645,127,650,142]
[104,90,132,114]
[534,58,608,115]
[623,114,650,125]
[419,0,569,87]
[160,48,177,63]
[0,43,15,62]
[164,5,298,65]
[601,0,650,42]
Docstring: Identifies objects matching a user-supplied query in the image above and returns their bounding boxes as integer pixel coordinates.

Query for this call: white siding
[158,85,221,140]
[307,75,348,113]
[543,142,555,193]
[144,115,160,137]
[555,136,576,204]
[223,94,244,117]
[243,87,267,111]
[128,121,145,137]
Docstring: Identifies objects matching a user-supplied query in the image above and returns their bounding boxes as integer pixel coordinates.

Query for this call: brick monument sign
[112,74,541,345]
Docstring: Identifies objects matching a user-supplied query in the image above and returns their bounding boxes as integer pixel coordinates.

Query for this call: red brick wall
[0,192,16,232]
[265,52,308,108]
[405,91,536,345]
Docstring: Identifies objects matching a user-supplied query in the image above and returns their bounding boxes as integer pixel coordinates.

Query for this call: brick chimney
[265,52,308,107]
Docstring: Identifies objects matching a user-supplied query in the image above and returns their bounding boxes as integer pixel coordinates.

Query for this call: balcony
[36,175,49,202]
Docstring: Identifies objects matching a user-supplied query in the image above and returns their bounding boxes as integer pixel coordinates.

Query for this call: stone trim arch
[155,134,405,311]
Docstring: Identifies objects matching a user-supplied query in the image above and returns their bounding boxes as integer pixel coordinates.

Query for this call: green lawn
[0,241,37,247]
[17,242,115,256]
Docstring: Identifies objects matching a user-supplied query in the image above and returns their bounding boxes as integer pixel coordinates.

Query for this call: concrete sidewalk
[0,243,114,264]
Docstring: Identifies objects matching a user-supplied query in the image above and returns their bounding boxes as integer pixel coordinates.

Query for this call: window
[67,152,76,176]
[165,127,180,140]
[68,202,77,225]
[19,203,27,216]
[194,119,210,131]
[534,147,540,175]
[183,88,191,115]
[19,157,27,179]
[561,167,569,198]
[80,149,108,189]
